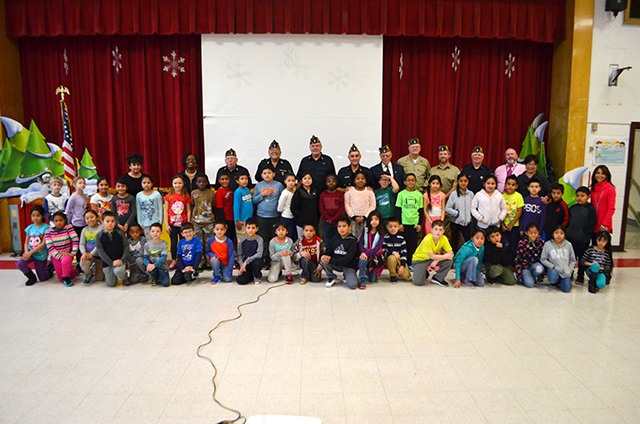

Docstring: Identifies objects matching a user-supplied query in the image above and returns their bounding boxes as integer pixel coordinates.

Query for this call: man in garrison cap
[370,144,405,191]
[215,148,254,192]
[460,146,493,194]
[296,135,336,193]
[336,144,374,189]
[255,140,294,185]
[428,144,460,197]
[397,137,431,193]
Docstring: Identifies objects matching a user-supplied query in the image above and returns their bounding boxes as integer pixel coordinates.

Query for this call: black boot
[25,270,37,286]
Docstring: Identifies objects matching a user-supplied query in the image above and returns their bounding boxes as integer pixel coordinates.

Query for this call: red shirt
[319,190,344,225]
[209,238,231,265]
[164,192,191,227]
[215,188,234,221]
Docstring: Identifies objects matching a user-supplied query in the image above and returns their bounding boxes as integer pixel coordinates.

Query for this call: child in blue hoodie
[453,229,485,289]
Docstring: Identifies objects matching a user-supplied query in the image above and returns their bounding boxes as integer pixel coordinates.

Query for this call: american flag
[60,99,76,183]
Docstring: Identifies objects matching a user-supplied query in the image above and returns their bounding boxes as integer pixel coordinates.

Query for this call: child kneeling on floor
[171,222,202,285]
[207,221,235,284]
[581,231,614,294]
[294,224,325,284]
[540,225,575,293]
[357,211,385,290]
[144,222,170,287]
[453,229,486,289]
[321,217,359,289]
[412,219,453,287]
[95,211,130,287]
[268,222,295,283]
[483,226,515,286]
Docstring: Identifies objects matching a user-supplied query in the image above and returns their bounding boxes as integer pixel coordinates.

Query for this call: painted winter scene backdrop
[0,116,100,203]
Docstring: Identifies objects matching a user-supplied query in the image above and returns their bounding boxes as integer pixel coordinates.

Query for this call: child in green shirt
[395,173,424,266]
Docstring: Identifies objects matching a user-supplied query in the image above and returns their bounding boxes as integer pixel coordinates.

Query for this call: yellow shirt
[412,233,452,262]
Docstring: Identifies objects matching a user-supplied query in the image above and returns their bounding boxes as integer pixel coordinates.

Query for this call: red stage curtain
[20,35,203,187]
[6,0,565,43]
[382,36,553,169]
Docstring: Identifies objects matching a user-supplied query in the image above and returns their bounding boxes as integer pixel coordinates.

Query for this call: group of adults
[156,135,613,239]
[207,135,551,198]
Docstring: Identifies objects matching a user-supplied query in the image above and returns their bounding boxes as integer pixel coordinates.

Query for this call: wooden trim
[624,3,640,25]
[619,122,639,251]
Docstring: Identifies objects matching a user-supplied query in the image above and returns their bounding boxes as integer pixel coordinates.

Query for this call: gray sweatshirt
[540,239,576,278]
[445,189,474,225]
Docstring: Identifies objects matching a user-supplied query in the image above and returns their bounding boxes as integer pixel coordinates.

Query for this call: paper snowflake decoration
[112,47,122,73]
[163,51,186,78]
[451,46,461,72]
[226,55,251,87]
[329,67,350,90]
[505,53,516,79]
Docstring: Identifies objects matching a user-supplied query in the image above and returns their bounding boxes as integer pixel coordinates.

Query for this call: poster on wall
[593,138,627,165]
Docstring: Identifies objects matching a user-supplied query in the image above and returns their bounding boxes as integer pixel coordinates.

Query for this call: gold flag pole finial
[55,85,70,100]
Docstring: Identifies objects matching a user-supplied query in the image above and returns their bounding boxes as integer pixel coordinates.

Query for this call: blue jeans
[547,268,572,293]
[460,256,485,286]
[210,257,232,282]
[322,263,358,289]
[149,268,170,287]
[521,262,544,288]
[322,222,338,244]
[358,258,378,281]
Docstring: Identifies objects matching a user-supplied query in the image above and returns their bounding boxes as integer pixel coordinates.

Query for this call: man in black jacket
[320,217,359,289]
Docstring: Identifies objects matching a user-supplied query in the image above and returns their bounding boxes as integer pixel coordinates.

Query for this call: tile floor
[1,255,640,424]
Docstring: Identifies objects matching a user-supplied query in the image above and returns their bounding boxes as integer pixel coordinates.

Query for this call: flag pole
[56,86,76,185]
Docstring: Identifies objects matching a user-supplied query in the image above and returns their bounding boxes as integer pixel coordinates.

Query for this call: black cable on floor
[197,282,288,424]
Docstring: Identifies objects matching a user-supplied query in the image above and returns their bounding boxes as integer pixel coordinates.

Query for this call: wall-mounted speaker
[605,0,628,17]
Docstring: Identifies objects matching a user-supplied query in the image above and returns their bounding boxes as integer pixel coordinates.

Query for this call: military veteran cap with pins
[310,135,321,144]
[379,144,391,154]
[438,144,450,152]
[408,137,420,146]
[471,145,484,154]
[225,148,237,157]
[269,140,280,150]
[349,144,360,153]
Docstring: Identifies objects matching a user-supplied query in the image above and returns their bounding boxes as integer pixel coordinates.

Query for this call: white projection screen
[202,34,383,179]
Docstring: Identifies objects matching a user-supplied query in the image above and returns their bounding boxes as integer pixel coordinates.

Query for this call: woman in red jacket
[590,165,616,243]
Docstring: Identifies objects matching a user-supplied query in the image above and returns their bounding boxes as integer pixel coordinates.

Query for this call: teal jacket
[453,239,484,279]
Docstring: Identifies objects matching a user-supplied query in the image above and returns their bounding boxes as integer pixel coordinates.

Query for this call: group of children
[16,155,614,294]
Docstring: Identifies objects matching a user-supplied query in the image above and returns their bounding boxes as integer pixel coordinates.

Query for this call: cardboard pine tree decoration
[78,148,99,180]
[50,148,65,178]
[0,117,29,191]
[0,138,11,179]
[17,120,53,183]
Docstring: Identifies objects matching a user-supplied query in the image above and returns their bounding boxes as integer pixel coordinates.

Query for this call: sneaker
[358,281,366,290]
[461,279,475,290]
[83,274,93,285]
[211,276,221,284]
[389,276,398,283]
[169,262,177,271]
[325,279,336,288]
[123,278,131,286]
[576,276,584,285]
[300,278,308,285]
[409,265,414,272]
[254,278,261,285]
[62,278,73,287]
[431,278,449,287]
[150,279,158,286]
[286,275,293,284]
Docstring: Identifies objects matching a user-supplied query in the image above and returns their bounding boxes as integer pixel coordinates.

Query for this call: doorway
[621,122,640,250]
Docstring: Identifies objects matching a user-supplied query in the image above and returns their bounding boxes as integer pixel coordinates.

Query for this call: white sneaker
[254,278,261,285]
[325,279,336,288]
